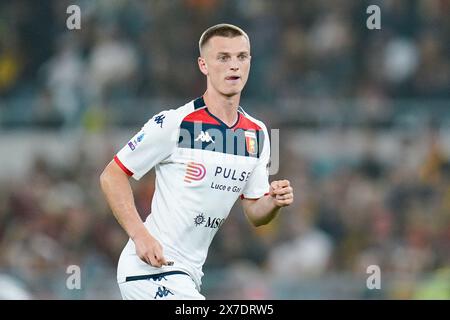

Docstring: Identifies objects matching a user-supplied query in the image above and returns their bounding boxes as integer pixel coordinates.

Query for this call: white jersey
[114,97,270,290]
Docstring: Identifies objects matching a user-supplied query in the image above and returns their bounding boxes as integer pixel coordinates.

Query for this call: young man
[100,24,294,300]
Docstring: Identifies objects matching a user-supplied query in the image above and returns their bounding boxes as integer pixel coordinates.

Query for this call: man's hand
[133,230,171,268]
[269,179,294,207]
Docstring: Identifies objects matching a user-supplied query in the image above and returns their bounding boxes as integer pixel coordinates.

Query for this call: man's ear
[198,57,208,76]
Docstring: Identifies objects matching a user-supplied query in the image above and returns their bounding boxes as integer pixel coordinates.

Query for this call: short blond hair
[199,23,250,55]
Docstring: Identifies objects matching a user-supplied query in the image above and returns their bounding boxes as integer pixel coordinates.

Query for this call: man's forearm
[100,161,170,267]
[100,162,147,240]
[243,180,294,227]
[245,195,281,227]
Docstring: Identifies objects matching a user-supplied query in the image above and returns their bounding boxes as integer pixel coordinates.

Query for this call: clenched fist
[269,180,294,207]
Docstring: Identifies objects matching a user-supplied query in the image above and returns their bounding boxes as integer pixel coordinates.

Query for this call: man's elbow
[99,164,113,192]
[99,168,108,191]
[100,161,130,191]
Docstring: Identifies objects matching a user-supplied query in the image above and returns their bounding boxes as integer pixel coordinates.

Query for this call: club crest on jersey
[245,131,258,155]
[184,162,206,183]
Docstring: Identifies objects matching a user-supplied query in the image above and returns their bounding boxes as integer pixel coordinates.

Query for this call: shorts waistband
[125,271,190,282]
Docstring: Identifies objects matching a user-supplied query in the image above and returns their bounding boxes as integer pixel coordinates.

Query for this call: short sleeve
[114,110,179,180]
[240,125,271,199]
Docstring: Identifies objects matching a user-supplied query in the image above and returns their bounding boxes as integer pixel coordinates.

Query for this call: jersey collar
[193,96,241,130]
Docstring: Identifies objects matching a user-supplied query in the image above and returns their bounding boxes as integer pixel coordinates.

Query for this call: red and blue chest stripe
[178,97,264,158]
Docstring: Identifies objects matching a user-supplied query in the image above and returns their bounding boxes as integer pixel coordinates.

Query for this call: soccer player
[100,23,294,300]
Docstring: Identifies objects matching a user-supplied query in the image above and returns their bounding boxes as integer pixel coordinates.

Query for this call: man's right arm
[99,160,168,267]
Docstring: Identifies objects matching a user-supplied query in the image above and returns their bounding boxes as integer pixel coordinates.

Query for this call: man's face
[198,35,251,97]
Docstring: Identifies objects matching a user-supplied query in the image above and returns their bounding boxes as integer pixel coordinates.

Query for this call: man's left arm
[241,180,293,227]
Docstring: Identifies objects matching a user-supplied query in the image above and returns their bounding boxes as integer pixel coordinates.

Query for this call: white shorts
[118,271,205,300]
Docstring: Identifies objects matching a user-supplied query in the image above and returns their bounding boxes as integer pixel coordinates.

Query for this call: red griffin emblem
[245,131,257,155]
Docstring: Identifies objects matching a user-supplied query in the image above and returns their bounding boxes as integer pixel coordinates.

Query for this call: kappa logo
[154,286,174,299]
[154,114,165,128]
[184,162,206,183]
[195,131,215,143]
[152,275,168,281]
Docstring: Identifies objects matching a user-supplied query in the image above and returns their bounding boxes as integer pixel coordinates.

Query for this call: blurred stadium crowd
[0,0,449,299]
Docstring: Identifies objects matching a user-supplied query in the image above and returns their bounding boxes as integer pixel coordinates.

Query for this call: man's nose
[229,57,240,71]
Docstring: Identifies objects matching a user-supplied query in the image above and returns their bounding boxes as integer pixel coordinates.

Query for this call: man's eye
[238,55,248,60]
[218,56,229,61]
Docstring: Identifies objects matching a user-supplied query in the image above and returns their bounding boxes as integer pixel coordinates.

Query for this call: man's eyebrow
[216,51,249,55]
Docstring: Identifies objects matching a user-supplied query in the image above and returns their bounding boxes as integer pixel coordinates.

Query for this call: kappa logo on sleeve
[154,114,165,128]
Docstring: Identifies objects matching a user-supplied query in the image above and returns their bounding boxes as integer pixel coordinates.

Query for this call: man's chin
[221,88,242,97]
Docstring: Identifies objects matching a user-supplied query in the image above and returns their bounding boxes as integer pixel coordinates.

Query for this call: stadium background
[0,0,449,299]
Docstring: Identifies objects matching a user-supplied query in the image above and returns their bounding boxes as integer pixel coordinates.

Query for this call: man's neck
[203,89,240,127]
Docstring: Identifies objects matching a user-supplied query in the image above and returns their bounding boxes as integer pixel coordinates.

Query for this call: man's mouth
[225,76,240,80]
